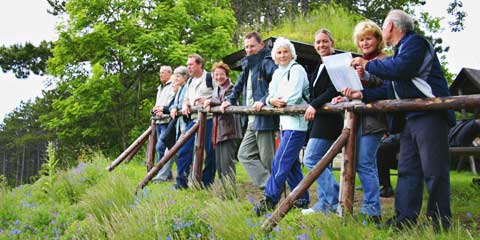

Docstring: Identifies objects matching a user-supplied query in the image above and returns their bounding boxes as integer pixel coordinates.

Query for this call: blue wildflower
[362,220,367,226]
[263,213,272,218]
[248,196,255,204]
[249,234,255,240]
[467,213,473,218]
[287,226,294,231]
[0,228,3,233]
[14,220,20,225]
[316,228,322,237]
[273,226,281,233]
[166,236,172,240]
[10,229,21,235]
[295,233,308,240]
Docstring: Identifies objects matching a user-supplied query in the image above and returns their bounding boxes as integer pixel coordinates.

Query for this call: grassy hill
[1,151,479,239]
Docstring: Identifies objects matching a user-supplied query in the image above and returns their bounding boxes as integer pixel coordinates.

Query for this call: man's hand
[304,105,316,121]
[220,102,231,113]
[203,99,211,112]
[355,65,365,80]
[269,97,287,108]
[182,103,190,117]
[253,101,264,112]
[351,57,368,70]
[193,96,206,106]
[170,108,178,119]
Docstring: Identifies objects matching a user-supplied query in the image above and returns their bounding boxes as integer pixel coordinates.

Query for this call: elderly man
[348,10,455,230]
[221,32,278,189]
[152,66,176,182]
[178,53,216,188]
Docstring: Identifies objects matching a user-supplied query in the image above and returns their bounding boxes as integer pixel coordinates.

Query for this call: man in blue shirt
[349,10,455,231]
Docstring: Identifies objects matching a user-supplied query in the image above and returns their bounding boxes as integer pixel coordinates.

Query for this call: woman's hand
[331,95,347,104]
[304,105,316,121]
[203,99,211,112]
[269,97,286,108]
[341,87,363,100]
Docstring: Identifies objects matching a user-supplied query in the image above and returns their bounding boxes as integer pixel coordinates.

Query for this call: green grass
[0,152,479,239]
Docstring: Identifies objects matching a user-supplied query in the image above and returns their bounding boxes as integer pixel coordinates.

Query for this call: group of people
[151,9,455,231]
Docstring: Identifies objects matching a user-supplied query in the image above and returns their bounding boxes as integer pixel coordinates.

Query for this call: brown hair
[211,61,230,77]
[187,53,204,68]
[244,32,262,43]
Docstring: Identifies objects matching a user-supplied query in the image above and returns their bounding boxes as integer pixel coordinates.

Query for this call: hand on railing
[220,102,230,113]
[253,101,265,111]
[304,105,316,121]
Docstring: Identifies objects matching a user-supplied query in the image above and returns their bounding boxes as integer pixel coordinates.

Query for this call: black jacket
[308,63,344,140]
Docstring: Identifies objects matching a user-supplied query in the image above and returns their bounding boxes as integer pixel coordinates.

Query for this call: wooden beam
[135,122,199,191]
[262,128,350,232]
[191,112,207,188]
[146,120,157,171]
[338,111,357,216]
[106,126,152,171]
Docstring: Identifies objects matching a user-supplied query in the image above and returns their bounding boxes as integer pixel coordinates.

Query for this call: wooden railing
[106,94,480,232]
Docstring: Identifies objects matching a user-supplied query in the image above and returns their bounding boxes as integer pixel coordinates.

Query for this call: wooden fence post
[146,119,157,171]
[136,122,200,191]
[338,110,357,216]
[191,112,207,187]
[261,128,350,232]
[106,126,152,171]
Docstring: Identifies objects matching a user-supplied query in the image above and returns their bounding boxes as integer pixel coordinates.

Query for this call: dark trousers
[265,130,309,204]
[175,119,216,188]
[395,113,451,229]
[175,121,195,188]
[377,140,399,188]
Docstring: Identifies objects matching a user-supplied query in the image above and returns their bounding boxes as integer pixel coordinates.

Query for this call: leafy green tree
[0,41,53,78]
[43,0,237,158]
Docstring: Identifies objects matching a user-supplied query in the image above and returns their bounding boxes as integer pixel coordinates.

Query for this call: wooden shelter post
[146,119,157,171]
[191,112,207,187]
[338,110,358,216]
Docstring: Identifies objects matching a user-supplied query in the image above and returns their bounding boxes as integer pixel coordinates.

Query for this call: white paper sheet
[322,52,363,92]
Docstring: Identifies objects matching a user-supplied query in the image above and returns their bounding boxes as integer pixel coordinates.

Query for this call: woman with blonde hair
[332,20,388,223]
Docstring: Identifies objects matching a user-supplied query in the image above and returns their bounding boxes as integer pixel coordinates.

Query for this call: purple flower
[362,220,367,226]
[263,213,272,218]
[53,212,59,218]
[166,236,172,240]
[316,228,322,237]
[467,213,473,218]
[273,226,281,232]
[0,228,3,233]
[295,233,308,240]
[9,229,21,235]
[287,226,294,231]
[249,234,255,240]
[248,196,255,204]
[14,220,20,225]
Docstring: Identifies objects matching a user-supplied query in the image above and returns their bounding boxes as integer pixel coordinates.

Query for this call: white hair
[271,37,297,63]
[386,9,414,32]
[160,65,173,73]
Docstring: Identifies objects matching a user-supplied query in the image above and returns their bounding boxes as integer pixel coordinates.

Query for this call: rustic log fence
[106,94,480,232]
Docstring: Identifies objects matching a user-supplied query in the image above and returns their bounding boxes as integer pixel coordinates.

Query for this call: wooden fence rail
[107,94,480,232]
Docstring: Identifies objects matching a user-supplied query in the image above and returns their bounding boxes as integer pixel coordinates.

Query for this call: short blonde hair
[211,61,230,77]
[271,37,297,65]
[353,20,385,52]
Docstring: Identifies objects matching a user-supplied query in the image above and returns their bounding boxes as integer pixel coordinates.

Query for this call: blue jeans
[175,119,216,188]
[303,138,339,213]
[356,125,382,216]
[265,130,309,204]
[155,123,168,162]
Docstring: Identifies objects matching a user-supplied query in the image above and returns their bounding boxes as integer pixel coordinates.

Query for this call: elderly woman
[168,66,195,189]
[203,62,243,182]
[254,37,310,216]
[301,29,344,215]
[332,20,387,223]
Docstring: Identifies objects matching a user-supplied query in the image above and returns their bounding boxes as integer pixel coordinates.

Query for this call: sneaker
[293,200,309,209]
[301,208,315,215]
[253,197,276,216]
[380,186,394,198]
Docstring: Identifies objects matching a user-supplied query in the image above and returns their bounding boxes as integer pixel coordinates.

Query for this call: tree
[42,0,237,158]
[0,41,53,78]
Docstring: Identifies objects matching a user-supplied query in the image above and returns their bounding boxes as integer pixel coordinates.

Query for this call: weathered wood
[262,128,350,232]
[338,111,357,216]
[106,126,152,171]
[146,120,157,171]
[124,138,144,163]
[449,147,480,155]
[170,95,480,115]
[191,112,207,187]
[136,122,199,191]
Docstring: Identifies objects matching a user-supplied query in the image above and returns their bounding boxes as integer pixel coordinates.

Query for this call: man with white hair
[349,10,455,230]
[152,65,176,182]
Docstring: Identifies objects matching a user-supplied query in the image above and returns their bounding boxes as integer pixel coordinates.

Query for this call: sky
[0,0,480,123]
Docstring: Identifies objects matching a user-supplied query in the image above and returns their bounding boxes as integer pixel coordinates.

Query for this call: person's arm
[366,36,428,81]
[227,72,245,105]
[309,80,339,109]
[265,71,279,107]
[284,65,308,105]
[361,80,389,103]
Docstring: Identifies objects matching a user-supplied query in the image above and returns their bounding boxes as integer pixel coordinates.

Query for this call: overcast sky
[0,0,479,123]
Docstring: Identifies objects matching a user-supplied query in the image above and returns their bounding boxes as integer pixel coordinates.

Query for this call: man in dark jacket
[221,32,279,189]
[350,10,455,231]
